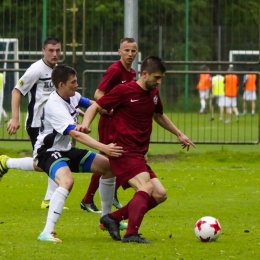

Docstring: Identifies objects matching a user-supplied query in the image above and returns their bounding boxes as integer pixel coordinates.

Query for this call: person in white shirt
[35,64,123,242]
[0,38,63,209]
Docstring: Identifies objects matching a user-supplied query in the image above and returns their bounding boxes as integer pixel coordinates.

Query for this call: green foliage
[1,144,260,259]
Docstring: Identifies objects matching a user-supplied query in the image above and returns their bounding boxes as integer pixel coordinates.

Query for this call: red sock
[110,202,130,221]
[82,173,100,203]
[125,191,150,235]
[147,196,158,211]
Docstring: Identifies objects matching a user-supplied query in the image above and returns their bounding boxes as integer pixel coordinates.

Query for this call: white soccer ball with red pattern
[194,216,221,242]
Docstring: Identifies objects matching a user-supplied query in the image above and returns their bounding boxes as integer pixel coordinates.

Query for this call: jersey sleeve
[14,64,41,96]
[97,66,120,93]
[78,96,91,108]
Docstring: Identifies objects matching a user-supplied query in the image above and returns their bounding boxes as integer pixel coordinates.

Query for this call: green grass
[1,111,259,144]
[1,142,260,259]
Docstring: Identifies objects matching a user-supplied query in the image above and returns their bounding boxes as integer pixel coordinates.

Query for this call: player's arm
[7,88,22,134]
[94,88,113,116]
[153,113,195,150]
[94,89,105,100]
[81,102,103,133]
[69,129,123,157]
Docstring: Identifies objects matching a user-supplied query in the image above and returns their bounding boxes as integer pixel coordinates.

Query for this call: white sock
[99,177,115,216]
[201,100,206,110]
[43,178,59,200]
[6,157,34,171]
[252,110,255,114]
[43,187,69,233]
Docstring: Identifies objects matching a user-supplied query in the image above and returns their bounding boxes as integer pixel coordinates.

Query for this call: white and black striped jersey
[15,59,55,128]
[33,91,90,157]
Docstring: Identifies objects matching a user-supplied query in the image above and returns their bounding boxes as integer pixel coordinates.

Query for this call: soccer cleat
[209,117,214,121]
[122,233,152,244]
[80,200,101,213]
[99,221,128,231]
[38,232,62,243]
[100,214,121,241]
[0,155,9,181]
[113,194,122,209]
[41,200,69,210]
[41,201,50,209]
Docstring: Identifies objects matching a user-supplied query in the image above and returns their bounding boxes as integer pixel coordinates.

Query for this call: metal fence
[0,0,259,144]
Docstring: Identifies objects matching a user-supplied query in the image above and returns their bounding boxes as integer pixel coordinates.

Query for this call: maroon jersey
[97,60,136,93]
[97,81,163,155]
[97,60,136,145]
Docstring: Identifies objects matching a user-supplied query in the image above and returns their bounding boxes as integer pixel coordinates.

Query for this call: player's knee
[153,188,167,204]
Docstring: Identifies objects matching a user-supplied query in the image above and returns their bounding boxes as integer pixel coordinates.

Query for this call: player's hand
[177,132,195,151]
[7,119,20,135]
[74,124,91,134]
[99,109,113,116]
[101,143,124,157]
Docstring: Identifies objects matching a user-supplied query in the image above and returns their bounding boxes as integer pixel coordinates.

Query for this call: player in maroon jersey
[82,55,195,243]
[80,38,138,223]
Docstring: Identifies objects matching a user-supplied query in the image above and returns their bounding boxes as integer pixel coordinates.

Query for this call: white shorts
[225,97,237,107]
[243,90,256,101]
[217,96,225,107]
[199,89,210,99]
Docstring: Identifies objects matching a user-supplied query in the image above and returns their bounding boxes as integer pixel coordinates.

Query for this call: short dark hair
[43,37,61,48]
[51,64,76,88]
[119,37,136,47]
[141,56,166,74]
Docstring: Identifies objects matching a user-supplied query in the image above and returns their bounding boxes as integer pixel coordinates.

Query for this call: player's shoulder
[27,59,51,72]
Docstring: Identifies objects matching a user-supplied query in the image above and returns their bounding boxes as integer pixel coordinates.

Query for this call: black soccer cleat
[100,214,121,241]
[122,233,153,244]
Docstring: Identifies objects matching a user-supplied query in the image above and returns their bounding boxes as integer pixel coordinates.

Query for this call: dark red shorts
[109,154,157,189]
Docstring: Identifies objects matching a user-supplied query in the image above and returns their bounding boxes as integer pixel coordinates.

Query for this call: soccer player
[0,38,61,208]
[224,66,239,123]
[81,56,195,244]
[196,65,211,114]
[80,37,138,215]
[242,67,257,116]
[210,73,225,121]
[35,64,123,242]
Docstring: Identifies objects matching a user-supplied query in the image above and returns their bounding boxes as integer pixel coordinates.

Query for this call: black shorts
[36,147,96,177]
[26,127,40,149]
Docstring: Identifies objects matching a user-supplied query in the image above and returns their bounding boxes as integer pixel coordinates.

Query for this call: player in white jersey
[0,38,61,208]
[35,64,123,242]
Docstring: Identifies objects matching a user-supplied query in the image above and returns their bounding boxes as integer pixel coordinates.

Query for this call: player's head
[140,56,166,91]
[118,37,138,69]
[200,64,210,71]
[42,37,61,68]
[52,64,78,96]
[227,66,233,72]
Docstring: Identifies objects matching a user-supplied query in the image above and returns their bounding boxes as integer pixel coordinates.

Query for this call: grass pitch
[1,143,260,259]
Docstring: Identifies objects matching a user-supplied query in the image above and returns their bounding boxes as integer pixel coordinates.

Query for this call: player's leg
[37,152,73,243]
[225,97,231,123]
[252,100,255,115]
[251,91,256,115]
[231,98,239,120]
[80,173,101,213]
[121,172,153,243]
[89,153,115,216]
[0,156,38,182]
[113,180,122,209]
[218,96,225,121]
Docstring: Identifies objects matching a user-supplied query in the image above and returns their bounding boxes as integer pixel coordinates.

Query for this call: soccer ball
[194,216,221,242]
